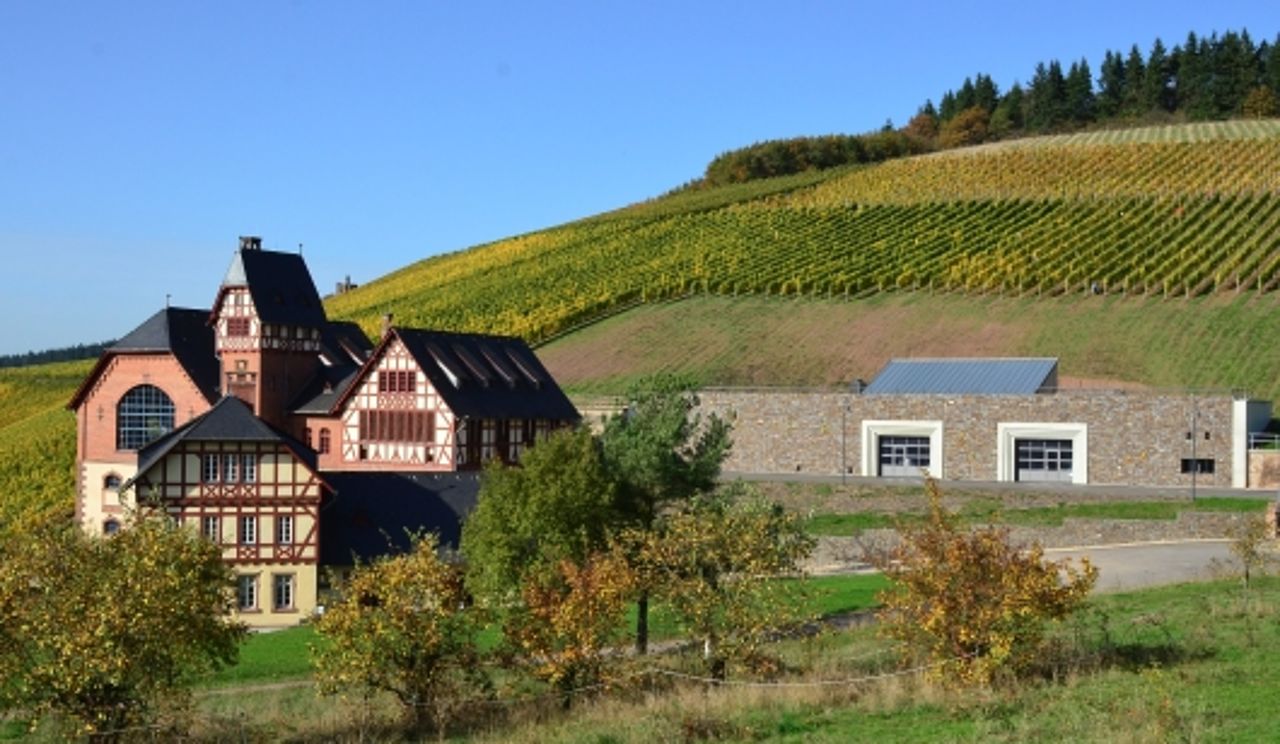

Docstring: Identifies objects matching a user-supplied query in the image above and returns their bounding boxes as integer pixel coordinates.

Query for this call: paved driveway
[1044,540,1235,593]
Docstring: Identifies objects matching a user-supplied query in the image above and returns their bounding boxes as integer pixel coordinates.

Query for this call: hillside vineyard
[326,121,1280,343]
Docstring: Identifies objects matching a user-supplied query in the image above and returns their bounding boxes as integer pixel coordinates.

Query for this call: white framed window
[277,515,294,544]
[508,420,526,462]
[273,574,295,610]
[242,454,257,483]
[861,420,945,479]
[240,516,257,545]
[202,516,220,543]
[222,454,239,483]
[997,423,1089,485]
[237,575,258,610]
[480,419,497,462]
[202,454,220,483]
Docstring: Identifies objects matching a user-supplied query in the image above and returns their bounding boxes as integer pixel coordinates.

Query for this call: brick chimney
[239,235,262,251]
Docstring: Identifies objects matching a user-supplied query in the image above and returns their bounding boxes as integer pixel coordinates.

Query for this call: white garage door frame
[861,420,944,479]
[997,422,1089,485]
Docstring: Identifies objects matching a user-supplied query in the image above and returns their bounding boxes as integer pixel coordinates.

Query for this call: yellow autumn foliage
[875,480,1097,686]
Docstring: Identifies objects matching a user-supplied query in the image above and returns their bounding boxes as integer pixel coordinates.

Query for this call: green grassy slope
[539,292,1280,398]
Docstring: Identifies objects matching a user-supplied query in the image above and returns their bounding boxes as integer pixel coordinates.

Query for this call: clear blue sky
[1,1,1275,355]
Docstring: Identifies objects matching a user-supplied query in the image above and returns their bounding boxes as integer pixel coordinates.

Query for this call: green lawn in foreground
[200,625,318,687]
[201,572,891,688]
[478,576,1280,743]
[805,497,1270,536]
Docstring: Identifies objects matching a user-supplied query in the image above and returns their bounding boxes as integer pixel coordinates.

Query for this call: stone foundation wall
[1248,451,1280,490]
[699,389,1235,488]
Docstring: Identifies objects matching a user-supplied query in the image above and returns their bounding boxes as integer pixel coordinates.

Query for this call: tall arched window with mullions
[116,384,175,450]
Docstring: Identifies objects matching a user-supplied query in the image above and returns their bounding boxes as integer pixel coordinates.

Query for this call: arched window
[103,473,122,491]
[103,518,121,535]
[116,385,175,450]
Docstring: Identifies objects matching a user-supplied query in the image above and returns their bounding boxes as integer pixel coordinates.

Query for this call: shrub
[507,549,636,704]
[312,535,488,733]
[874,480,1097,685]
[0,517,244,738]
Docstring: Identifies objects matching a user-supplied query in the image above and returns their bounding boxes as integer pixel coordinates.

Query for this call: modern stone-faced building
[700,358,1275,490]
[69,236,578,626]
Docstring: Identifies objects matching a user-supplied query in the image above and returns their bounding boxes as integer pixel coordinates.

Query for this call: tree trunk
[704,635,725,681]
[635,592,649,655]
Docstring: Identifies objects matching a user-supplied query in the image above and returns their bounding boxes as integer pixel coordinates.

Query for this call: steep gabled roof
[68,307,219,409]
[864,358,1059,395]
[123,396,320,492]
[332,328,579,421]
[218,248,327,327]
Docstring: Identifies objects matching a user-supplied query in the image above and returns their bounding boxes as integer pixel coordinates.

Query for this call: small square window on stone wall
[1180,458,1214,474]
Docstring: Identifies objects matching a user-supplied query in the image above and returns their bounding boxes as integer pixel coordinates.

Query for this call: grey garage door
[879,435,930,477]
[1015,438,1073,482]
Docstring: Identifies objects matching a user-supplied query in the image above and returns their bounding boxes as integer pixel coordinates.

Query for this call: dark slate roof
[291,322,373,414]
[68,307,219,409]
[335,328,579,421]
[221,248,327,327]
[864,358,1059,395]
[322,321,373,364]
[290,364,363,414]
[320,472,481,564]
[124,396,317,492]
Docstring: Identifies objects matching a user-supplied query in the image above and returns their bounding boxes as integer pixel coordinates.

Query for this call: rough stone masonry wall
[699,389,1235,488]
[1249,451,1280,490]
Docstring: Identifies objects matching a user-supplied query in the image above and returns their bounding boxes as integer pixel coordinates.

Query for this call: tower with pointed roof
[68,235,580,627]
[210,236,326,432]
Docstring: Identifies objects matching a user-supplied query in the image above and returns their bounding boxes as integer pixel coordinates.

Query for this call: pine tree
[1027,60,1068,131]
[955,77,977,111]
[1096,49,1125,118]
[1266,34,1280,93]
[974,73,1000,113]
[939,91,957,122]
[1066,58,1095,125]
[1121,44,1146,116]
[1216,30,1260,115]
[1175,31,1211,119]
[990,83,1025,136]
[1144,38,1175,113]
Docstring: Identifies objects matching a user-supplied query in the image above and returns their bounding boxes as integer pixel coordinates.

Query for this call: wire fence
[7,645,963,741]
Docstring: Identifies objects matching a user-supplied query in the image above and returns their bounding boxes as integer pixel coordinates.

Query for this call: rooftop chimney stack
[381,313,394,339]
[239,235,262,252]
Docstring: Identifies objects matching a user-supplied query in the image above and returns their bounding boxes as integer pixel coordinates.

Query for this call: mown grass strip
[804,497,1270,536]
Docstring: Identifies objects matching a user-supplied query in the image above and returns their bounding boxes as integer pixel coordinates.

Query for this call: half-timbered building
[70,236,578,627]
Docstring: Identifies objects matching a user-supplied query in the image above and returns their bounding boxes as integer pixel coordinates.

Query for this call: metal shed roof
[864,358,1058,395]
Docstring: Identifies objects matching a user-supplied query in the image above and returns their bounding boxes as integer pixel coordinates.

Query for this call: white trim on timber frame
[997,422,1089,485]
[860,420,944,479]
